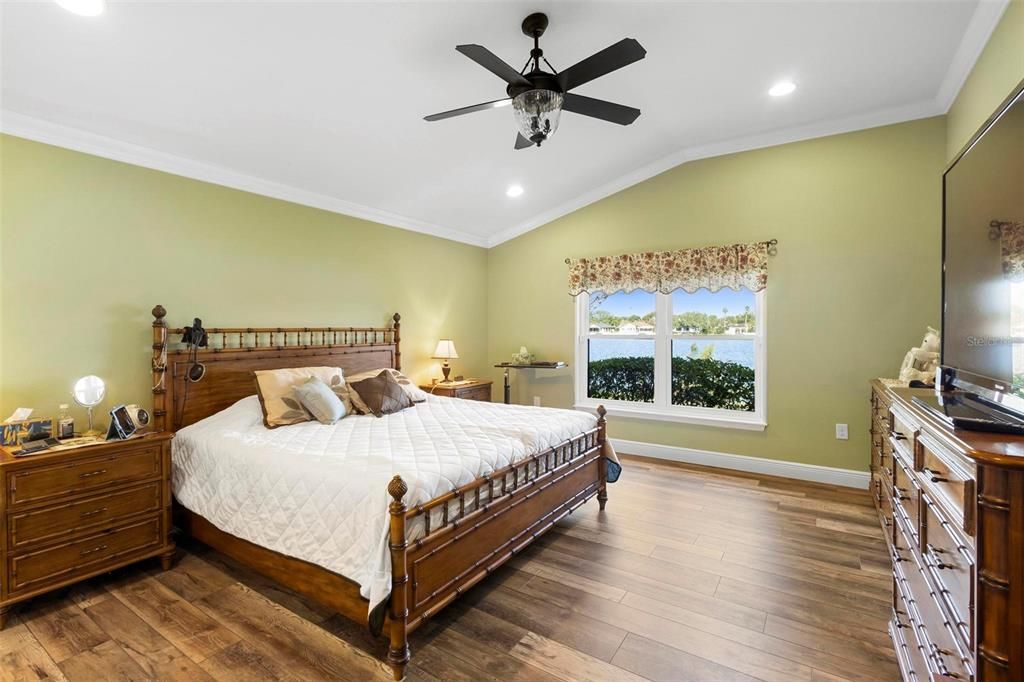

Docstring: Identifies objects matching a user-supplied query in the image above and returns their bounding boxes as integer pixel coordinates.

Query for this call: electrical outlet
[835,423,849,440]
[533,396,541,407]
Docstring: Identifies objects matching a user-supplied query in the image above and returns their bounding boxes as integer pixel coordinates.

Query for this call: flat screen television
[933,81,1024,431]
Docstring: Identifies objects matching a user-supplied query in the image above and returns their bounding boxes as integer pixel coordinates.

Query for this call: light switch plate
[835,423,849,440]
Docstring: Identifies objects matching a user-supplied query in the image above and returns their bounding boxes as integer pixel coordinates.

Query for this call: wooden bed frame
[149,305,608,680]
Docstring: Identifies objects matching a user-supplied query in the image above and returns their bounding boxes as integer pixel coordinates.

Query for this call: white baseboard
[610,438,871,490]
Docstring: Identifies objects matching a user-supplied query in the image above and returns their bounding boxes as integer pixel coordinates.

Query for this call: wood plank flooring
[0,455,898,681]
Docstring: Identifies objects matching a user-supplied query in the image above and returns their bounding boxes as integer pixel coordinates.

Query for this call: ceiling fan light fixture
[512,89,564,146]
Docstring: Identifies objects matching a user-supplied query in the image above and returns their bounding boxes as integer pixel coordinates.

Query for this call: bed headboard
[151,305,401,431]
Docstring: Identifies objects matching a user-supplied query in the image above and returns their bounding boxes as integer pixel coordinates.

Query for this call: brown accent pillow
[348,370,414,417]
[345,368,429,406]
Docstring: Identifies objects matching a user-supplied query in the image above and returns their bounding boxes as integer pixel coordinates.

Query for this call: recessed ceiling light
[769,81,797,97]
[55,0,105,16]
[506,185,524,198]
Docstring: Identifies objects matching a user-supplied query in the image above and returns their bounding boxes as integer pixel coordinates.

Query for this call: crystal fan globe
[512,89,564,146]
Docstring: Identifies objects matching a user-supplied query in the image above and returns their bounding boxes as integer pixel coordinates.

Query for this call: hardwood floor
[0,455,898,682]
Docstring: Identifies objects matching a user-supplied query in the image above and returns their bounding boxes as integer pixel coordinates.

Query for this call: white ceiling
[0,1,1009,247]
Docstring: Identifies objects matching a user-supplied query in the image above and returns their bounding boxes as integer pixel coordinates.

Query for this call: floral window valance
[566,240,774,296]
[997,221,1024,282]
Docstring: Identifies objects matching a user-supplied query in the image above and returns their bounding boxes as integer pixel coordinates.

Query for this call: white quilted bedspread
[172,394,597,612]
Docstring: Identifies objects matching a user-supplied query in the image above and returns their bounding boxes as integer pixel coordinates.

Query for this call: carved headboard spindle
[151,305,169,433]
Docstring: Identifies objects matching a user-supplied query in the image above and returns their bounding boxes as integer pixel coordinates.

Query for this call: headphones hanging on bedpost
[181,317,208,383]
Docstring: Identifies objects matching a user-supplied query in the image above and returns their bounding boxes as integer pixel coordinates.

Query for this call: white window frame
[574,289,767,430]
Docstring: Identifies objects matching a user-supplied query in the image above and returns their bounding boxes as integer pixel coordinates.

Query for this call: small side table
[420,379,493,402]
[494,362,568,405]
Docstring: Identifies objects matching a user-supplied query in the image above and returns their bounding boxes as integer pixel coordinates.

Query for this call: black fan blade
[456,45,531,87]
[424,98,511,122]
[562,93,640,125]
[514,133,534,150]
[557,38,646,92]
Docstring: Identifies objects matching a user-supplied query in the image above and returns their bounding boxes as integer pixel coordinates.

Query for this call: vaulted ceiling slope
[0,1,1009,247]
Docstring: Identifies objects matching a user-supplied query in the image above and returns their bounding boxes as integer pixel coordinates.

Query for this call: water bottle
[58,404,75,439]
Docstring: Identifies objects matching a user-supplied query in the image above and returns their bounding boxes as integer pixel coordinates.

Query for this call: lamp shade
[432,339,459,360]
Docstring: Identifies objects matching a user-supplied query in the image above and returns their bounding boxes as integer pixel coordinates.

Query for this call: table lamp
[432,339,459,383]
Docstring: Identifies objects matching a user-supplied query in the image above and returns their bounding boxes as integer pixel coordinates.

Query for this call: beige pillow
[346,368,429,409]
[254,366,355,428]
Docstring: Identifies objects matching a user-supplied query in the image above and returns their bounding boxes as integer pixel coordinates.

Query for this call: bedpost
[596,405,608,511]
[387,475,410,681]
[392,313,402,372]
[152,305,168,433]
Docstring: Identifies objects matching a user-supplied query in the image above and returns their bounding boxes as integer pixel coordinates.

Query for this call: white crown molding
[934,0,1011,113]
[611,438,871,489]
[486,97,943,247]
[0,110,490,248]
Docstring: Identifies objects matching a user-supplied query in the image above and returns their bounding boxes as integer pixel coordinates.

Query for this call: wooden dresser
[0,432,175,627]
[870,381,1024,681]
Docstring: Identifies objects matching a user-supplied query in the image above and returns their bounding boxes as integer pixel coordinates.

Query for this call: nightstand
[420,380,493,402]
[0,432,175,628]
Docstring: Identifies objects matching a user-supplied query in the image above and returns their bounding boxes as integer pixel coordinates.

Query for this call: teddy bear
[898,326,941,384]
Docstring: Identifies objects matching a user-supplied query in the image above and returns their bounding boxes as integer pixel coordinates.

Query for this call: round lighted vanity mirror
[72,375,106,407]
[72,375,106,436]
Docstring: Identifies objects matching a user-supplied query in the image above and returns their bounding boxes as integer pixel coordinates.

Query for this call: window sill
[574,402,767,431]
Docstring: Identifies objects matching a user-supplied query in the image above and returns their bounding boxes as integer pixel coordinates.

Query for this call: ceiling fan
[424,13,646,149]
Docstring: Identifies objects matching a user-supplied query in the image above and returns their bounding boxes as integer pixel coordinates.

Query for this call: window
[575,288,766,429]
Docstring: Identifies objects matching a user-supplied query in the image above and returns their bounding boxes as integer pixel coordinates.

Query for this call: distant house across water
[618,322,655,335]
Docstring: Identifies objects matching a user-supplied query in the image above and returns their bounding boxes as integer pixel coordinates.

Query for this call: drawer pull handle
[80,507,108,519]
[80,544,108,557]
[922,467,948,483]
[893,486,910,501]
[927,544,955,570]
[892,433,907,440]
[79,469,108,479]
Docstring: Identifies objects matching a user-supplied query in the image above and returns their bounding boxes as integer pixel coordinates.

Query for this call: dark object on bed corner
[151,306,609,681]
[349,370,413,417]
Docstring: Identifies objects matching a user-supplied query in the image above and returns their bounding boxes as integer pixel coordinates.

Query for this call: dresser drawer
[6,446,161,507]
[892,586,927,681]
[878,470,894,545]
[892,453,921,545]
[8,482,161,551]
[917,432,975,536]
[921,495,974,650]
[8,517,162,594]
[458,386,491,402]
[895,528,973,681]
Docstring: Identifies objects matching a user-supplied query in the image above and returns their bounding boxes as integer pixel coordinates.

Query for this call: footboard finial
[388,475,408,508]
[596,406,609,511]
[387,475,410,680]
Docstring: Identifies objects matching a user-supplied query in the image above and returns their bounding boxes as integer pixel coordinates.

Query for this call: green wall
[8,0,1023,474]
[0,135,488,426]
[947,0,1024,160]
[487,117,947,472]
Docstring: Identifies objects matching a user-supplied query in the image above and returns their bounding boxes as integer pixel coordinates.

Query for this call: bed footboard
[385,407,608,680]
